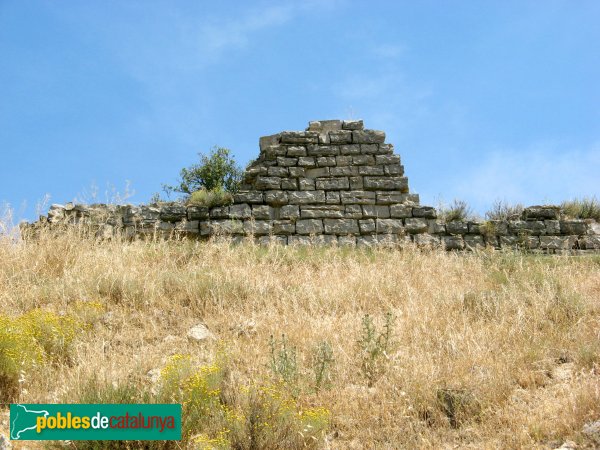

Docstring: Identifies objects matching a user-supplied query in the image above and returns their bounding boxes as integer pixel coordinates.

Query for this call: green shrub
[187,187,234,208]
[561,197,600,221]
[268,334,299,396]
[439,200,473,223]
[312,341,334,393]
[358,313,395,387]
[163,146,243,198]
[485,200,523,221]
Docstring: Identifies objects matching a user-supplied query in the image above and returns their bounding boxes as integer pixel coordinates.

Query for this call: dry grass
[1,225,600,449]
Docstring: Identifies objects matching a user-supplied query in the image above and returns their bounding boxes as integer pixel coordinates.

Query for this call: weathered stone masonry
[31,120,600,252]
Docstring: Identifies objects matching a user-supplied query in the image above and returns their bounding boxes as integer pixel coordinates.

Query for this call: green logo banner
[10,404,181,441]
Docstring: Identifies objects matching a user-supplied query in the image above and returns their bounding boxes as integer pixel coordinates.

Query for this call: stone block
[262,146,287,159]
[276,156,298,167]
[483,220,508,235]
[464,235,486,249]
[323,218,359,234]
[317,156,337,167]
[539,235,572,250]
[317,235,339,245]
[158,221,175,232]
[175,220,199,234]
[467,221,482,233]
[581,235,600,249]
[259,134,281,151]
[375,155,400,165]
[522,205,560,220]
[272,220,295,235]
[357,235,378,247]
[306,120,342,131]
[446,221,469,234]
[288,190,326,204]
[187,206,210,220]
[288,167,306,178]
[251,205,274,220]
[412,206,437,219]
[255,176,281,190]
[307,145,339,156]
[384,165,404,175]
[229,204,252,219]
[345,205,363,218]
[545,220,560,235]
[442,235,465,250]
[329,130,353,144]
[342,119,364,130]
[243,220,272,236]
[301,206,344,219]
[210,206,230,219]
[390,204,413,218]
[286,146,307,157]
[404,217,428,234]
[353,130,386,144]
[360,144,380,154]
[378,144,394,154]
[330,166,359,176]
[281,178,298,190]
[280,131,319,144]
[364,177,408,191]
[509,220,546,235]
[296,219,323,234]
[305,167,330,178]
[160,205,187,222]
[428,220,446,234]
[499,236,519,248]
[299,178,316,190]
[298,156,316,167]
[264,190,288,206]
[233,191,263,204]
[359,219,376,234]
[352,155,376,165]
[359,165,385,175]
[326,191,340,204]
[288,235,313,246]
[560,220,587,235]
[362,205,390,218]
[414,234,441,247]
[338,235,357,246]
[267,166,289,177]
[350,176,364,189]
[376,218,404,234]
[280,205,300,219]
[210,219,244,235]
[377,193,414,205]
[335,155,353,166]
[316,177,349,190]
[341,191,376,204]
[340,144,361,155]
[258,235,288,246]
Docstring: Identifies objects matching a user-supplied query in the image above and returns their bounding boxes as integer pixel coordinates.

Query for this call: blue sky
[1,0,599,221]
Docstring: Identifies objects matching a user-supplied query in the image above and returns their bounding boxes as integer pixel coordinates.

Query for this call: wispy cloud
[200,0,344,56]
[372,43,407,59]
[200,5,295,53]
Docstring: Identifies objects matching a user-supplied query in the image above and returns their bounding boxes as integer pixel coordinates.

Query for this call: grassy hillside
[1,228,600,449]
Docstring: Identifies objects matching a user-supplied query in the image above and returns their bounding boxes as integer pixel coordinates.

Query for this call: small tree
[163,147,243,198]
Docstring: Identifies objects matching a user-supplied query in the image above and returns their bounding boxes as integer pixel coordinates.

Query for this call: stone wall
[28,120,600,253]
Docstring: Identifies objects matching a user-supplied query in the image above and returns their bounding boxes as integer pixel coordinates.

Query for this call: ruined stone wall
[29,120,600,253]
